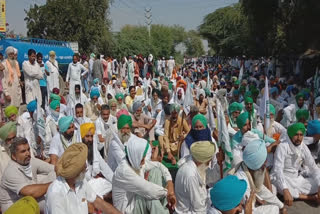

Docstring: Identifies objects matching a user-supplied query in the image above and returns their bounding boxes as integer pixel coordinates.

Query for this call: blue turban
[90,88,100,99]
[270,87,279,95]
[93,78,99,84]
[307,120,320,136]
[58,116,74,133]
[210,175,247,211]
[27,100,37,112]
[243,139,267,170]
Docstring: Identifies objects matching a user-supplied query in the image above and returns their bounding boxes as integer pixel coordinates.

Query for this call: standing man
[92,54,104,84]
[88,53,95,86]
[37,52,50,109]
[22,49,44,105]
[66,55,88,101]
[167,56,175,78]
[126,56,135,86]
[1,46,22,107]
[45,51,60,94]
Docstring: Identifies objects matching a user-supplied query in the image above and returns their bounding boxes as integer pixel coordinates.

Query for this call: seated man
[107,114,133,171]
[0,137,55,212]
[45,143,120,214]
[272,123,320,206]
[112,135,176,214]
[155,104,171,137]
[66,84,88,115]
[131,101,156,141]
[85,88,101,122]
[159,104,190,165]
[73,103,91,142]
[0,122,17,178]
[49,116,76,165]
[95,104,117,157]
[80,123,113,198]
[4,105,19,122]
[175,141,216,213]
[194,89,208,115]
[209,175,252,214]
[230,139,285,214]
[228,102,243,138]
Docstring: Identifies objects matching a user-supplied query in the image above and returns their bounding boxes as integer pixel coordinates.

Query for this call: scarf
[287,135,304,168]
[50,109,60,122]
[21,164,33,179]
[60,134,76,151]
[6,59,21,85]
[185,127,212,149]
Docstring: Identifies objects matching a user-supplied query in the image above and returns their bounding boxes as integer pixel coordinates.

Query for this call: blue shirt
[39,63,48,87]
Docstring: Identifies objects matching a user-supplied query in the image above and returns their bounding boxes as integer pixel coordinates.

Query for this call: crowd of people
[0,45,319,214]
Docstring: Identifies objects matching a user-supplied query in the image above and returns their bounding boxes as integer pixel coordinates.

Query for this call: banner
[0,0,5,33]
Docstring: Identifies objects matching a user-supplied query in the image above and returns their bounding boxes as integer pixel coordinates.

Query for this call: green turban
[240,85,246,92]
[170,103,181,113]
[117,114,132,130]
[50,100,60,110]
[108,98,117,106]
[204,88,211,96]
[244,91,252,98]
[251,88,259,97]
[229,102,243,114]
[192,114,208,128]
[234,80,240,85]
[295,93,304,102]
[0,121,17,140]
[245,96,253,104]
[50,93,61,101]
[287,123,306,138]
[233,89,240,96]
[269,104,276,115]
[236,112,249,129]
[115,93,124,100]
[4,105,18,118]
[296,109,309,121]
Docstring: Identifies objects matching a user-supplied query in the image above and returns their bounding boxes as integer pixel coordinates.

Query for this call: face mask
[50,109,60,121]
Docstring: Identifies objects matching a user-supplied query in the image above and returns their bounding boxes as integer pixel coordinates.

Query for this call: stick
[219,146,223,179]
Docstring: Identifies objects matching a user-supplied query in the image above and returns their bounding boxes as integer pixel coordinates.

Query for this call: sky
[6,0,238,35]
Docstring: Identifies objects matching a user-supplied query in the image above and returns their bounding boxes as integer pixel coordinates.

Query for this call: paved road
[287,201,320,214]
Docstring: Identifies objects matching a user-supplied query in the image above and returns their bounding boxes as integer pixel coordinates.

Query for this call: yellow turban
[190,141,216,163]
[80,123,95,139]
[4,196,40,214]
[56,143,88,179]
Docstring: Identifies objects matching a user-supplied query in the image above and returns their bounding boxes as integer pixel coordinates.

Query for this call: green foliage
[24,0,112,53]
[184,30,205,57]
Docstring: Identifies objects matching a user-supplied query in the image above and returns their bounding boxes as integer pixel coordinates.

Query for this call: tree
[24,0,112,53]
[184,30,205,57]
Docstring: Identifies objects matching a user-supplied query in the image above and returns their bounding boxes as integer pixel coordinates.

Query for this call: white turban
[197,89,205,100]
[126,135,150,170]
[13,48,18,54]
[5,46,15,56]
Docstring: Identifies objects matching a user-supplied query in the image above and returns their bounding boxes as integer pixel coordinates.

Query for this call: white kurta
[45,60,60,92]
[281,103,308,128]
[22,60,43,104]
[271,136,320,198]
[66,62,88,101]
[17,112,37,155]
[112,159,171,214]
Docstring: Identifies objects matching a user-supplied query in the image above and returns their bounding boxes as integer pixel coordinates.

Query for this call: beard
[83,140,94,165]
[118,131,131,144]
[110,110,117,116]
[252,168,266,192]
[64,132,74,140]
[134,113,141,120]
[197,163,209,184]
[8,58,16,67]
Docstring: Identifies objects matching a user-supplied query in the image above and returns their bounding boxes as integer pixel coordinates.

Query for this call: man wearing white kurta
[45,51,60,93]
[112,134,175,214]
[167,56,175,78]
[22,49,44,105]
[271,123,320,206]
[175,141,216,214]
[66,55,88,101]
[230,139,284,214]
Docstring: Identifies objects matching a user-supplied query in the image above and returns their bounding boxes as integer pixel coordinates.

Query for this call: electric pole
[145,7,152,51]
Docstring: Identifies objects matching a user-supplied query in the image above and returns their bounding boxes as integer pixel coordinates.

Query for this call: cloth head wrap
[296,109,309,121]
[245,96,253,104]
[243,139,267,170]
[52,88,60,94]
[90,88,100,99]
[4,196,40,214]
[115,93,124,100]
[117,114,132,129]
[307,120,320,136]
[236,112,249,129]
[192,114,207,128]
[233,89,239,96]
[4,105,18,118]
[270,87,279,95]
[5,46,15,55]
[49,100,60,110]
[287,123,306,138]
[90,53,95,58]
[269,104,276,115]
[132,101,143,113]
[228,102,243,114]
[93,78,99,84]
[234,80,240,85]
[49,51,56,56]
[108,98,117,106]
[125,135,149,170]
[58,116,74,133]
[0,121,17,140]
[170,103,180,113]
[50,93,61,101]
[27,100,37,113]
[190,141,216,163]
[197,89,205,100]
[244,91,252,98]
[210,175,247,211]
[56,143,88,179]
[80,123,95,139]
[295,92,304,102]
